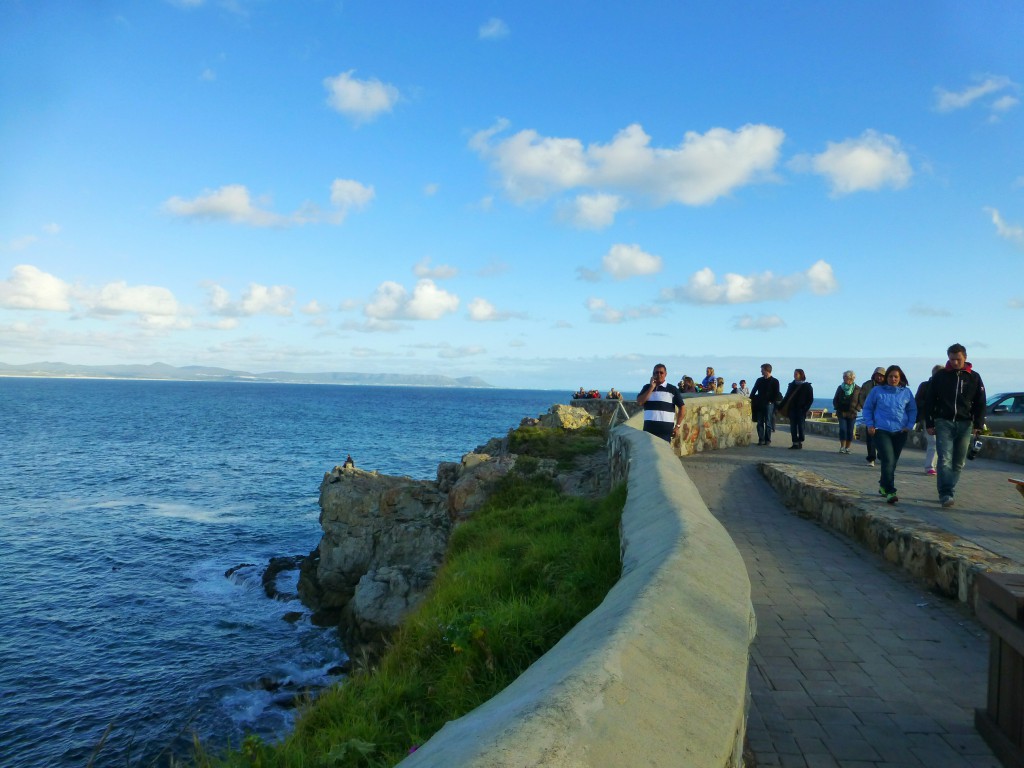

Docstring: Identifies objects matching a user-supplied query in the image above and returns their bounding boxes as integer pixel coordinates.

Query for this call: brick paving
[680,433,1020,767]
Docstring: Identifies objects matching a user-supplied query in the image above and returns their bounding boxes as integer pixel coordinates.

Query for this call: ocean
[0,378,562,768]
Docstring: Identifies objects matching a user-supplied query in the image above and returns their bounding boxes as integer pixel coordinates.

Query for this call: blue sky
[2,1,1022,392]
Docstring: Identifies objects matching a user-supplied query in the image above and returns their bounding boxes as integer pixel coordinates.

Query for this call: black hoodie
[924,361,986,430]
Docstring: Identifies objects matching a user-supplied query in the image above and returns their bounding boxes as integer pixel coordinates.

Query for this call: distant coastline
[0,361,494,389]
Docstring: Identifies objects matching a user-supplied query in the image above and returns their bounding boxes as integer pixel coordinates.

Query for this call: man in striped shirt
[637,363,686,442]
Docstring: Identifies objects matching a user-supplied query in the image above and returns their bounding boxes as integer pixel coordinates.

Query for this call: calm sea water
[0,378,561,768]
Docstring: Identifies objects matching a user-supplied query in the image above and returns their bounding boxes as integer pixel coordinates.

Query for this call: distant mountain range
[0,361,493,388]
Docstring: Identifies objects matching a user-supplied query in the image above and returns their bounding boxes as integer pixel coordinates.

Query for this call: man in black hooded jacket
[924,343,986,508]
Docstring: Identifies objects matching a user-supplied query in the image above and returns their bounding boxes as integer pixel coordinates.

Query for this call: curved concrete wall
[399,415,756,767]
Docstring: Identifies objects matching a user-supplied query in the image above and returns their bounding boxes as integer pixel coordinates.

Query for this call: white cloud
[662,260,838,304]
[909,304,953,318]
[805,259,839,295]
[329,178,375,217]
[301,300,325,315]
[364,279,459,321]
[164,184,285,226]
[164,180,372,227]
[413,257,458,279]
[986,207,1024,247]
[471,120,784,206]
[1009,298,1024,309]
[479,18,509,40]
[0,265,73,311]
[934,75,1015,112]
[575,266,601,283]
[565,193,625,229]
[733,314,785,331]
[585,296,661,324]
[602,243,662,280]
[207,283,294,317]
[7,235,38,251]
[424,183,440,196]
[796,131,912,196]
[467,297,523,321]
[438,344,486,359]
[992,95,1020,113]
[323,70,399,123]
[86,281,179,317]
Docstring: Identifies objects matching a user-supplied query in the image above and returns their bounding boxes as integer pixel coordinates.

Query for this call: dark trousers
[756,404,775,443]
[874,429,908,494]
[789,411,807,444]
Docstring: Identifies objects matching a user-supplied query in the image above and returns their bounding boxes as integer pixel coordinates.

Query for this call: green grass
[507,424,605,469]
[196,465,625,768]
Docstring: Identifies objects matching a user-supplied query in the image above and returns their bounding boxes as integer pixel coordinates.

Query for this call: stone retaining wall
[758,462,1019,610]
[399,415,757,767]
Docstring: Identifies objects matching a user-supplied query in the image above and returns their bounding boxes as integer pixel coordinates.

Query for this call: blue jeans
[874,430,908,494]
[863,426,876,462]
[756,404,775,443]
[838,416,855,443]
[789,410,807,443]
[934,419,973,499]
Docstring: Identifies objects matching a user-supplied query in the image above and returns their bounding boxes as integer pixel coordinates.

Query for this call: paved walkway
[681,432,1023,767]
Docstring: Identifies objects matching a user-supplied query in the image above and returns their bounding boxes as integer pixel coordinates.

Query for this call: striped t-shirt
[640,383,685,441]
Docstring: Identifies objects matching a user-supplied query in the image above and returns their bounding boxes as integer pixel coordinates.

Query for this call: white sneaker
[867,460,875,467]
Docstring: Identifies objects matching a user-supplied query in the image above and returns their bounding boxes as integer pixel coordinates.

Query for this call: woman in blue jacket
[861,365,917,503]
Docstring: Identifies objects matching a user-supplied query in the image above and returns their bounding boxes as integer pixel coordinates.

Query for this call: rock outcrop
[297,404,608,661]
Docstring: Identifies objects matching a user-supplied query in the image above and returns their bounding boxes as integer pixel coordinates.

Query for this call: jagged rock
[445,453,518,521]
[538,404,594,431]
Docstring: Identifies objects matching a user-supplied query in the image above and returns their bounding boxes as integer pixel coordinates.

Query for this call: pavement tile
[681,434,1001,768]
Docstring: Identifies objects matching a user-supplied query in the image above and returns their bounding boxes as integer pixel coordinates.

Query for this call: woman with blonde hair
[701,366,716,391]
[832,370,861,454]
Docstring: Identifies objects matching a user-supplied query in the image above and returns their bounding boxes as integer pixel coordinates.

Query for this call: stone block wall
[573,393,753,456]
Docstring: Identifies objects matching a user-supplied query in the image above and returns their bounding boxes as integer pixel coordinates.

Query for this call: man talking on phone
[637,363,686,442]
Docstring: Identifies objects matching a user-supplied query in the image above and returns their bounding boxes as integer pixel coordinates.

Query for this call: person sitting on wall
[342,455,355,469]
[573,387,586,399]
[730,382,739,394]
[607,388,622,400]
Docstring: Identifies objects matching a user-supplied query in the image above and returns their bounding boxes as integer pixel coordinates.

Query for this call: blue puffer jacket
[862,384,917,432]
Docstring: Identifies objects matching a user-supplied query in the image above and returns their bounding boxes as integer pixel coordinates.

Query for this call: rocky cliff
[298,404,603,660]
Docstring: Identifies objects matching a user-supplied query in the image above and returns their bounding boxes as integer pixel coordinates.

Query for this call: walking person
[861,365,916,504]
[779,369,814,449]
[925,343,986,508]
[750,363,781,446]
[856,367,886,467]
[915,364,943,475]
[637,363,686,442]
[832,370,861,454]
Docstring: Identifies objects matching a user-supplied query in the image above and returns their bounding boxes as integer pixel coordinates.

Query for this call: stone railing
[572,393,753,456]
[399,414,757,767]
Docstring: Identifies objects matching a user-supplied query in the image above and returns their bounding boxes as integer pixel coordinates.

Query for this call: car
[985,392,1024,434]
